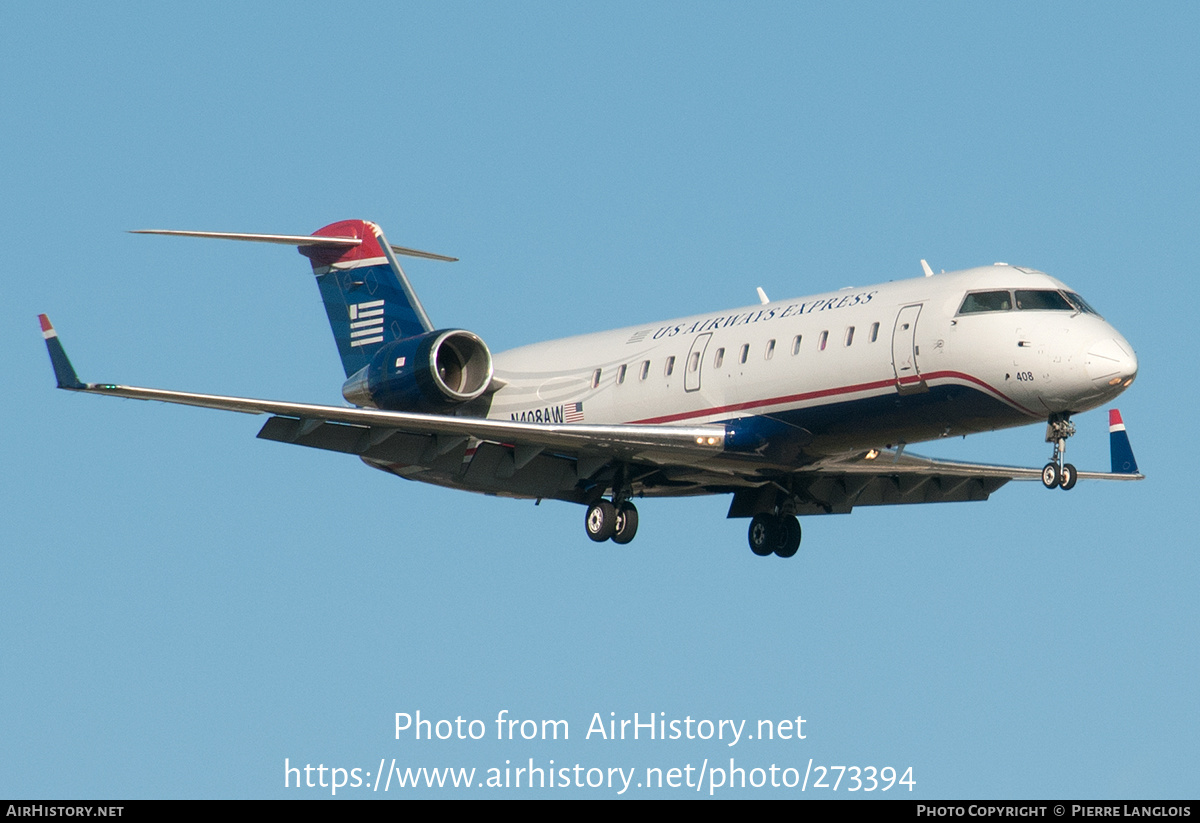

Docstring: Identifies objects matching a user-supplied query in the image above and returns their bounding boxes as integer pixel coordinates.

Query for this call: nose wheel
[1042,414,1078,491]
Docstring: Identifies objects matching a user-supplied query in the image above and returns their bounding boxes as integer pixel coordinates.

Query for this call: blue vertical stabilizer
[300,220,435,378]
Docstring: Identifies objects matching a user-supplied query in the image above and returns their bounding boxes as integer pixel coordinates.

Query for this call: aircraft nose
[1085,337,1138,389]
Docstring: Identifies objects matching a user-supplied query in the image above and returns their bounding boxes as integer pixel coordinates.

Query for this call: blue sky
[3,3,1196,798]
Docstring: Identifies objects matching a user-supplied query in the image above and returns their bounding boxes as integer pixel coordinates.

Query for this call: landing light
[865,449,879,460]
[1108,377,1122,386]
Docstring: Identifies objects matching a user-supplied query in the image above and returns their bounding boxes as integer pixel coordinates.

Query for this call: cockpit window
[1015,290,1074,311]
[1064,291,1103,317]
[958,290,1012,314]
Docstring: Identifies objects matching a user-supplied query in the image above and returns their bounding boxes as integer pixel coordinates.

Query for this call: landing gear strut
[1041,413,1078,491]
[748,512,802,558]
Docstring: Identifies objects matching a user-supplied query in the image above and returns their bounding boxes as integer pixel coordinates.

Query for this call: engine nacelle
[341,329,494,411]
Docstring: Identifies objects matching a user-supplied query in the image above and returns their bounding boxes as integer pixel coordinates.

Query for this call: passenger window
[739,344,749,364]
[818,331,828,351]
[688,351,700,373]
[617,364,627,384]
[714,348,725,368]
[665,356,675,376]
[640,361,650,381]
[959,290,1012,313]
[591,369,601,389]
[792,335,802,355]
[845,326,855,346]
[765,339,776,360]
[870,322,879,342]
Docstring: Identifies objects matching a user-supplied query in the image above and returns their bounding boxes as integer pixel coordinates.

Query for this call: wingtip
[1108,408,1138,474]
[38,314,85,390]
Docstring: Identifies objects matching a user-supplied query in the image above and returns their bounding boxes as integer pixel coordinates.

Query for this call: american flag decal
[348,299,385,347]
[564,401,585,423]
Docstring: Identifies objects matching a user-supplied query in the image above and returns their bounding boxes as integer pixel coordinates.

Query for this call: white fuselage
[74,223,1141,544]
[485,265,1137,456]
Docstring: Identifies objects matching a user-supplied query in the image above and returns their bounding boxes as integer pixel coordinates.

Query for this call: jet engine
[341,329,494,411]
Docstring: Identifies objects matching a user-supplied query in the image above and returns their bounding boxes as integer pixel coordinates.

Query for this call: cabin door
[891,304,929,394]
[685,333,712,393]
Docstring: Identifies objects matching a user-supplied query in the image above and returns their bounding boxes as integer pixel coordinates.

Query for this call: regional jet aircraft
[39,220,1142,557]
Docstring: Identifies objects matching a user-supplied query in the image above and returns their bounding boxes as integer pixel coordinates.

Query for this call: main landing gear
[585,499,639,544]
[1041,413,1078,491]
[748,512,802,558]
[584,465,640,545]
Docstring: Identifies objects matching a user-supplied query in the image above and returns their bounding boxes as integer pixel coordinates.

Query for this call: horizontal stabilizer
[130,229,458,262]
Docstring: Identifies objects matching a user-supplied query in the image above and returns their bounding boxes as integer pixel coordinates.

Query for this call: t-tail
[126,222,494,412]
[301,220,436,378]
[1108,409,1139,475]
[130,220,455,379]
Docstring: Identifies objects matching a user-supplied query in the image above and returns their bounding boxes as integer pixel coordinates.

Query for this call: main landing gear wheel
[585,500,639,543]
[777,516,802,558]
[748,513,802,558]
[585,500,617,542]
[612,503,639,544]
[1059,462,1077,491]
[1041,462,1060,489]
[748,514,778,556]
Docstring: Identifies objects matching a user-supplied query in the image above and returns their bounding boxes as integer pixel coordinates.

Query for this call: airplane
[39,219,1142,558]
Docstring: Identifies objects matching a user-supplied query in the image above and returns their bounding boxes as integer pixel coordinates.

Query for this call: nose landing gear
[1041,413,1078,491]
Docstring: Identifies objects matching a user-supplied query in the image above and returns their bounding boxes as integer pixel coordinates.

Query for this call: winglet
[1108,409,1139,475]
[38,315,85,390]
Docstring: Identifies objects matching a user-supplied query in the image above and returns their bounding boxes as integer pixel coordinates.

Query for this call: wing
[40,314,1142,510]
[725,445,1143,517]
[38,315,733,502]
